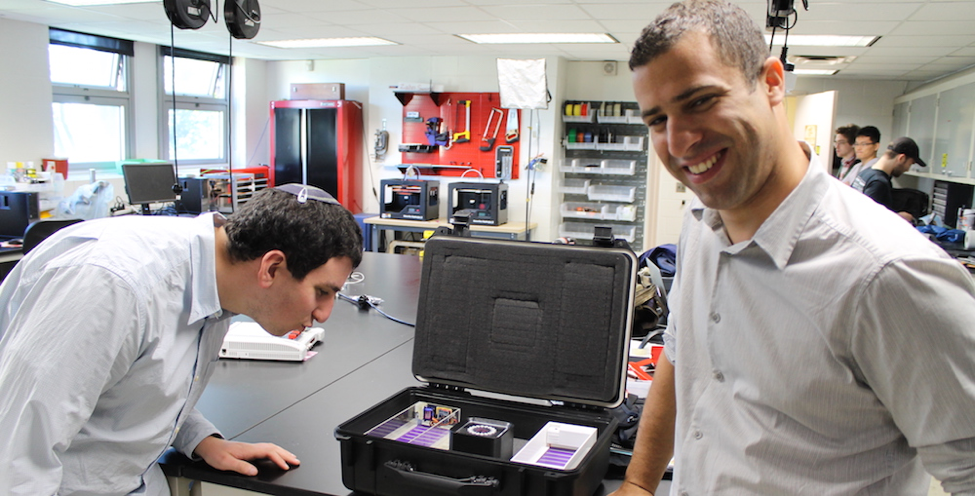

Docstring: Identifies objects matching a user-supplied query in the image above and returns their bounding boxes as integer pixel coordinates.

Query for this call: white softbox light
[497,58,549,110]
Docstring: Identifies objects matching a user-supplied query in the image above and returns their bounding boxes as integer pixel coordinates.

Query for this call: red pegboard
[400,92,520,179]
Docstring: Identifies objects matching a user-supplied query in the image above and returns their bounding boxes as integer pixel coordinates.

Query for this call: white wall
[0,18,54,165]
[792,78,911,148]
[131,42,160,160]
[267,55,565,242]
[790,90,837,168]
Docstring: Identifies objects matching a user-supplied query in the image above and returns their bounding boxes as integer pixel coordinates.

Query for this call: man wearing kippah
[851,136,927,223]
[0,184,362,496]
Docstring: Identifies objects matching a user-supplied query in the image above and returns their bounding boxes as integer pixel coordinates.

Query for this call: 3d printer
[447,182,508,226]
[380,179,440,221]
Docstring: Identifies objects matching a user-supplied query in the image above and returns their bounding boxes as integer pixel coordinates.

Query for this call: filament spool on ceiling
[163,0,212,30]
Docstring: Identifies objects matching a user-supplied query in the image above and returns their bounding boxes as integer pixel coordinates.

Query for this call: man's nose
[312,300,334,324]
[667,117,703,159]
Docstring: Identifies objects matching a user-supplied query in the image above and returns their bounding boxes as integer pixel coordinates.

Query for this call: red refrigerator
[269,99,363,213]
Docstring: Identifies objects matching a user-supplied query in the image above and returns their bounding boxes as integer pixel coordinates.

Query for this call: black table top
[159,251,670,495]
[194,252,422,439]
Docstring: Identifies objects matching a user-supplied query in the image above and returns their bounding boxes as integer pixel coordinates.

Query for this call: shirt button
[693,430,703,440]
[174,427,180,435]
[713,370,724,382]
[710,312,721,323]
[194,376,200,382]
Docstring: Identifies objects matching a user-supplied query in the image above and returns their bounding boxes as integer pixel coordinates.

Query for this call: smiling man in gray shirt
[614,1,975,495]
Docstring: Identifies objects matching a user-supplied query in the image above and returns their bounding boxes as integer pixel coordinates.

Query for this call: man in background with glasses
[849,125,882,184]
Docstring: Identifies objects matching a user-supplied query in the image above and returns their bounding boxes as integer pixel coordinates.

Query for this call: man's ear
[762,56,786,106]
[258,250,286,288]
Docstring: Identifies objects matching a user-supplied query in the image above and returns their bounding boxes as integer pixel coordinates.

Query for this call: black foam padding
[413,237,634,406]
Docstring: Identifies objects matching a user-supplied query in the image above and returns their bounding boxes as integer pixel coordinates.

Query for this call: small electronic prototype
[219,322,323,362]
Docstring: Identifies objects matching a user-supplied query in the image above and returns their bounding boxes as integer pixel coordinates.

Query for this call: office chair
[23,219,83,255]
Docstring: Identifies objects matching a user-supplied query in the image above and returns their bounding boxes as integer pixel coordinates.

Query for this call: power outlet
[676,183,686,193]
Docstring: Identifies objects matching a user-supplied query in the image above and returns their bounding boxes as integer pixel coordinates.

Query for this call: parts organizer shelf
[560,100,649,251]
[397,91,520,179]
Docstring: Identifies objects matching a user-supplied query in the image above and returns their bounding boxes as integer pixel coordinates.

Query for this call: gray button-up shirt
[665,151,975,494]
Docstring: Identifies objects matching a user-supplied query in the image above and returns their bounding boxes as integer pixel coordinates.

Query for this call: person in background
[0,184,362,496]
[616,0,975,495]
[852,136,927,223]
[833,123,860,183]
[843,125,881,186]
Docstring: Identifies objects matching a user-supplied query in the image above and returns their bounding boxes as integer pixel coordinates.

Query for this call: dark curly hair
[835,124,860,145]
[223,188,362,280]
[629,0,768,88]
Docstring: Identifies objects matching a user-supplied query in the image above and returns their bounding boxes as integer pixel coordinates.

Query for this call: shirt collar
[690,141,829,269]
[188,212,229,324]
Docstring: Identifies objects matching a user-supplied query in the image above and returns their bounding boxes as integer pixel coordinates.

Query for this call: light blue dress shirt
[665,149,975,495]
[0,212,233,496]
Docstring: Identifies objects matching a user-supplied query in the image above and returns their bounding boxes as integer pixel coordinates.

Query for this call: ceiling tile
[890,20,975,36]
[0,0,969,81]
[909,2,975,21]
[478,4,591,20]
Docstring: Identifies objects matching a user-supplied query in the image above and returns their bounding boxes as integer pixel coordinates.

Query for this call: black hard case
[336,236,636,496]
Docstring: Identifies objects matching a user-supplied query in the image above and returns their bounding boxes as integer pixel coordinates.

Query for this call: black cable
[170,24,179,169]
[228,29,233,175]
[337,293,415,327]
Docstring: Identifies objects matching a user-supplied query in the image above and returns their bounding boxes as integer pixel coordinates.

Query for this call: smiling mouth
[687,151,722,175]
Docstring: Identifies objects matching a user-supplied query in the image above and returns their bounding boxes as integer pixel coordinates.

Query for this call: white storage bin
[596,142,627,151]
[609,224,637,242]
[623,136,646,151]
[565,141,598,150]
[588,184,636,203]
[596,115,629,124]
[559,222,637,242]
[561,202,604,219]
[562,114,596,123]
[601,160,636,175]
[562,158,603,174]
[559,222,595,240]
[607,204,638,222]
[561,178,590,195]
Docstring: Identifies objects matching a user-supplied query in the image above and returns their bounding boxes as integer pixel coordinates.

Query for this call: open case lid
[413,236,637,409]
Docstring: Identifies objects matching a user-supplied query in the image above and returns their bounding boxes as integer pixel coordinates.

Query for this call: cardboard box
[42,158,68,179]
[290,83,345,100]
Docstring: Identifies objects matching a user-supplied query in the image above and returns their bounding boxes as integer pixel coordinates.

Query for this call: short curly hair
[223,187,362,280]
[629,0,768,87]
[835,124,860,145]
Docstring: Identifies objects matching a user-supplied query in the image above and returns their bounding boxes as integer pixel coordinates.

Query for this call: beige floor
[930,477,949,495]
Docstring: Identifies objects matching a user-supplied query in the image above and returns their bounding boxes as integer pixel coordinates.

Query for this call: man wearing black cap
[851,136,927,223]
[0,184,362,496]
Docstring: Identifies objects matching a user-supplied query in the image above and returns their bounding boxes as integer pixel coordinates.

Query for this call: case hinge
[552,400,604,412]
[430,383,466,393]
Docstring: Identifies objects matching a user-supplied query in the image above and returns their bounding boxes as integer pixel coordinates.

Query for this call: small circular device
[466,424,498,437]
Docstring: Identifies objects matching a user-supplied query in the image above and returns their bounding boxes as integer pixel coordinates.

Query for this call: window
[49,29,133,170]
[160,48,230,168]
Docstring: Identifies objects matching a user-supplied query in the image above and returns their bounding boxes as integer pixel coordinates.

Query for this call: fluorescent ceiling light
[45,0,156,5]
[457,33,618,44]
[258,37,399,49]
[792,69,839,76]
[765,35,879,47]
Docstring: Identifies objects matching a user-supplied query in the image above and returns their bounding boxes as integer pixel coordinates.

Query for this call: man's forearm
[623,352,677,493]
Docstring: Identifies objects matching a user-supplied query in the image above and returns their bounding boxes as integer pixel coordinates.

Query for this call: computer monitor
[121,162,179,215]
